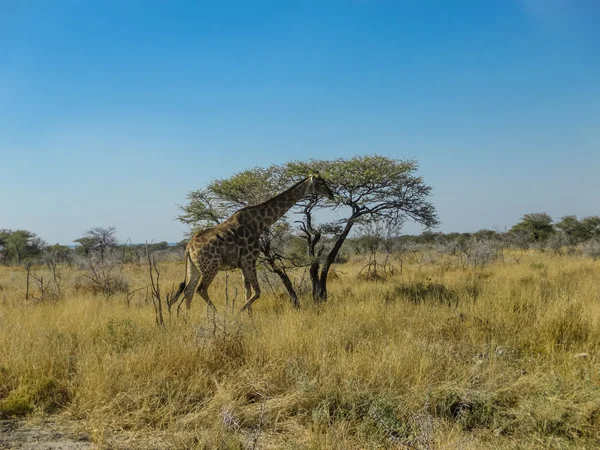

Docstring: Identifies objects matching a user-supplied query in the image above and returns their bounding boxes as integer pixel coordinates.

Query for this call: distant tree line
[0,229,46,264]
[0,226,184,267]
[2,213,598,269]
[371,213,600,248]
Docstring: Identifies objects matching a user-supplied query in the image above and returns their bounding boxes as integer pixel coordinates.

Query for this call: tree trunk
[313,219,355,302]
[309,258,321,302]
[260,238,299,308]
[25,262,31,301]
[272,266,299,309]
[313,277,327,302]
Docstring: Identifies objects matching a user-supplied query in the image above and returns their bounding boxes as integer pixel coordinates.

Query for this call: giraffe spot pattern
[178,175,333,312]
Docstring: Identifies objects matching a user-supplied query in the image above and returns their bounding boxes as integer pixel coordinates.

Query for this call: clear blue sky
[2,0,599,245]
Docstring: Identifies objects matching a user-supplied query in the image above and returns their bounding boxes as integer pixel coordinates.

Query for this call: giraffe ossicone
[174,174,335,314]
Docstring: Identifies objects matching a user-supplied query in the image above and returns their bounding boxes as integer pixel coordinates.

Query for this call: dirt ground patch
[0,420,93,450]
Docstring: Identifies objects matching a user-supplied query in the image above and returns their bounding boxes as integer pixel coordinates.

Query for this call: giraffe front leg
[240,264,261,313]
[241,271,252,310]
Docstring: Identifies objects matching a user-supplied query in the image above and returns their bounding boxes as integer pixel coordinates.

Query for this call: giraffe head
[308,172,335,200]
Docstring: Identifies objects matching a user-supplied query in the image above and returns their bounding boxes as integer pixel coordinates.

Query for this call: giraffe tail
[175,281,186,298]
[172,249,189,301]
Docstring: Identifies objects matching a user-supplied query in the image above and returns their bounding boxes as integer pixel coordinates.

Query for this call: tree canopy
[178,165,285,230]
[284,156,438,300]
[74,226,119,259]
[510,213,554,242]
[555,215,600,245]
[0,229,45,264]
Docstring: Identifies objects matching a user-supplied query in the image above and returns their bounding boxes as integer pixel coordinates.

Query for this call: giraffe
[173,173,335,313]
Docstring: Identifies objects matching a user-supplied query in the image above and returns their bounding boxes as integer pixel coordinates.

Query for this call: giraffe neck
[255,178,311,229]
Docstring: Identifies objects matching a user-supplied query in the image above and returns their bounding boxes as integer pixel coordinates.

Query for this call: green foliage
[284,155,438,227]
[74,226,119,258]
[73,236,95,256]
[553,215,600,246]
[178,189,235,229]
[581,216,600,240]
[30,378,72,413]
[0,379,71,418]
[178,165,286,229]
[555,215,585,244]
[0,229,45,264]
[0,389,34,418]
[179,156,438,235]
[510,213,555,242]
[211,165,285,206]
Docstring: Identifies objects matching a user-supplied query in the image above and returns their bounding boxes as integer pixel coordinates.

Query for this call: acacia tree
[555,215,586,246]
[74,226,119,260]
[581,216,600,241]
[284,155,438,301]
[0,229,45,264]
[510,213,555,243]
[554,215,600,244]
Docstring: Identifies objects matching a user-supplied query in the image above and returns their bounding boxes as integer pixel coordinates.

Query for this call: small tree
[581,216,600,241]
[75,226,119,260]
[0,229,45,264]
[555,215,585,246]
[510,213,554,243]
[356,221,397,281]
[40,244,72,297]
[76,253,129,298]
[73,236,95,257]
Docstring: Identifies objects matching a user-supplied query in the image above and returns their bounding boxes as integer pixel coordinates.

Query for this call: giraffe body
[176,174,334,313]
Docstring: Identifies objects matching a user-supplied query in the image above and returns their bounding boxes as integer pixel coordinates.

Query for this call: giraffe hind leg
[196,264,218,311]
[180,258,201,315]
[240,265,261,313]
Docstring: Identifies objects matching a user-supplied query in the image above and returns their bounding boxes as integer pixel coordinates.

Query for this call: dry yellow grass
[1,250,600,449]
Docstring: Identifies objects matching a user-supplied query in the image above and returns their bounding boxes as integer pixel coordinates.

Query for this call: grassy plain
[1,250,600,449]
